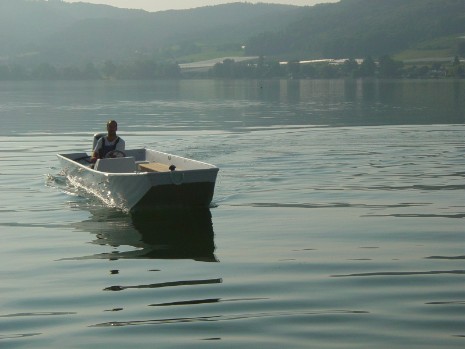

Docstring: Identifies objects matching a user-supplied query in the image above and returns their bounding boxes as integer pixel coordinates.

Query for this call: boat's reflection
[72,207,217,262]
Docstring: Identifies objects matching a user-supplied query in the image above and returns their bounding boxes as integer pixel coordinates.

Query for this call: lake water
[0,79,464,348]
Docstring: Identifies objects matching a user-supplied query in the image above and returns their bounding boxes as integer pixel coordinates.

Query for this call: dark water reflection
[69,208,217,262]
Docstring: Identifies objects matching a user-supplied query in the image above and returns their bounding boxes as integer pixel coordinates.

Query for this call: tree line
[0,56,463,81]
[209,56,464,79]
[0,60,181,80]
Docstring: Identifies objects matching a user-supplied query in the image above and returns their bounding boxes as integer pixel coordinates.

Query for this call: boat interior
[61,148,176,174]
[93,151,175,174]
[88,133,176,173]
[58,133,216,174]
[61,149,175,173]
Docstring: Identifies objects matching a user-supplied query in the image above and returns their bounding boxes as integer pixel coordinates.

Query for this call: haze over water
[0,79,464,348]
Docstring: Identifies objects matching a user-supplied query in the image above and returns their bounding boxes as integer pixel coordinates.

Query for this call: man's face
[107,122,117,135]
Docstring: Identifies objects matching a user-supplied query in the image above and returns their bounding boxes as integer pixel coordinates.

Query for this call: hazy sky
[64,1,339,12]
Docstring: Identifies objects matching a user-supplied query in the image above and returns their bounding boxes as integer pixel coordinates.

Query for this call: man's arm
[90,138,103,163]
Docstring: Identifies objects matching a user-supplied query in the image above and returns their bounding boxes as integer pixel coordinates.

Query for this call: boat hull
[57,148,219,211]
[136,182,216,209]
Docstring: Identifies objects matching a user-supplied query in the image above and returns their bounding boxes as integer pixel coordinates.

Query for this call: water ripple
[104,278,223,291]
[236,202,430,209]
[90,309,369,328]
[331,270,465,278]
[426,255,465,260]
[426,301,465,305]
[0,333,41,340]
[149,297,268,307]
[367,213,465,219]
[0,312,76,318]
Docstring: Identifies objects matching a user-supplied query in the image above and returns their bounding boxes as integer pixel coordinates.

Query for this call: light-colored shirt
[93,136,125,154]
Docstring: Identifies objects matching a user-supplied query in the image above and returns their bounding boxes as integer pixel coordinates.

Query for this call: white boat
[57,134,219,211]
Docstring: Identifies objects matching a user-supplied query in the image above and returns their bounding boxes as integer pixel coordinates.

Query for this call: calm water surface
[0,79,464,348]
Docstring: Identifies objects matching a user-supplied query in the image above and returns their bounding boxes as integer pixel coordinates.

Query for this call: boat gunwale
[57,149,219,177]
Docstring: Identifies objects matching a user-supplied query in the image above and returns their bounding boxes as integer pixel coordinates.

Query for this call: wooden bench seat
[139,162,173,172]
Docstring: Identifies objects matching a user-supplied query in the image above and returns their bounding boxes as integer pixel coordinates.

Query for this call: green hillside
[0,0,464,78]
[0,1,299,65]
[245,0,465,60]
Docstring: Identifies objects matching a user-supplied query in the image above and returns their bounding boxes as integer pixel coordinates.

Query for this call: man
[91,120,126,163]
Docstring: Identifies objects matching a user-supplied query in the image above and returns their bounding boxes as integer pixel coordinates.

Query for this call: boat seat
[138,162,175,172]
[94,157,136,173]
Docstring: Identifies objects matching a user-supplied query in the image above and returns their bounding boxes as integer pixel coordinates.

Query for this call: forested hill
[245,0,465,59]
[0,0,464,68]
[0,0,300,65]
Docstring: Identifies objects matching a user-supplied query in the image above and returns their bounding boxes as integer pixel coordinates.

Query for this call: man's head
[107,120,118,136]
